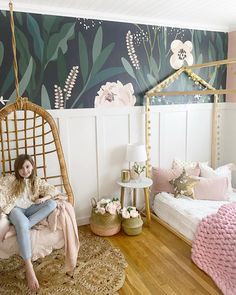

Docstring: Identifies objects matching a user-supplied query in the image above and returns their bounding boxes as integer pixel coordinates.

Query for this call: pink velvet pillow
[193,176,229,201]
[151,166,200,195]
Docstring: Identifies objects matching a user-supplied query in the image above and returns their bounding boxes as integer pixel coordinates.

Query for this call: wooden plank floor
[98,220,223,295]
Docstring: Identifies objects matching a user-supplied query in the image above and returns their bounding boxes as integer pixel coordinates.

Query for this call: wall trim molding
[27,102,235,224]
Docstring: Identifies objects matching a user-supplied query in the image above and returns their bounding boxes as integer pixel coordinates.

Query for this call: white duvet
[152,192,236,241]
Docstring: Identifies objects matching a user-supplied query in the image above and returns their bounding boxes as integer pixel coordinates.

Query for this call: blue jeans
[8,199,57,260]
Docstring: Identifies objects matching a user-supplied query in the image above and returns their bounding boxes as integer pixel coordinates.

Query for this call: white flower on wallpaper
[170,40,194,69]
[126,30,140,70]
[0,96,8,106]
[54,66,79,109]
[94,81,136,107]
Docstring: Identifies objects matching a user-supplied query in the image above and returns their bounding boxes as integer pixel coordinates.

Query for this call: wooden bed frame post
[145,95,151,178]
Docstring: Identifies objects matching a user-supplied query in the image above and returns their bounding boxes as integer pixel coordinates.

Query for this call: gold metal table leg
[120,187,125,208]
[133,188,136,207]
[144,187,151,225]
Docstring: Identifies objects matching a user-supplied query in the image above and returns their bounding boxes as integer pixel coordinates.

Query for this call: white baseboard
[77,216,90,226]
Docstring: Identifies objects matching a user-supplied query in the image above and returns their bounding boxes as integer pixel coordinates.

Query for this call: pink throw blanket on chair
[47,200,79,272]
[191,202,236,295]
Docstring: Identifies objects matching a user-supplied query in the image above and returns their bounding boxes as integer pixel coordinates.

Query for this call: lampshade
[126,143,147,162]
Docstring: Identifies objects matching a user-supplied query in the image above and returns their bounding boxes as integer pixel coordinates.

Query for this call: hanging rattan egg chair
[0,1,74,205]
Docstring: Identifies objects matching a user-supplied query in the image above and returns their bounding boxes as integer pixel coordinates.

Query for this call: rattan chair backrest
[0,97,74,205]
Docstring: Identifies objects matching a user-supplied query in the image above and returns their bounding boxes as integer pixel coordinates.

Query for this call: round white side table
[116,177,153,225]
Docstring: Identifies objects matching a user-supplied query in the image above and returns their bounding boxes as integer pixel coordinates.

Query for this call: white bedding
[152,192,236,241]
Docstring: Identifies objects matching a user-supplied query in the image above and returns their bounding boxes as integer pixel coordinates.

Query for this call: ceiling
[1,0,236,32]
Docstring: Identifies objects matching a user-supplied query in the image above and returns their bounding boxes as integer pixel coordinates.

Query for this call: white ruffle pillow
[199,163,235,193]
[172,158,208,170]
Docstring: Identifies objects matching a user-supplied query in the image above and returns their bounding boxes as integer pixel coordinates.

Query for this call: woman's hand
[34,195,51,204]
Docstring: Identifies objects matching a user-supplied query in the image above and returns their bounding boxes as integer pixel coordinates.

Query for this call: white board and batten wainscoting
[48,102,236,225]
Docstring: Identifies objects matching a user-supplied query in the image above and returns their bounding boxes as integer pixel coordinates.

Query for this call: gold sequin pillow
[169,169,199,198]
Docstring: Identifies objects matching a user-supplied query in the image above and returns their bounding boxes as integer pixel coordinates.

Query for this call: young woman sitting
[0,154,60,291]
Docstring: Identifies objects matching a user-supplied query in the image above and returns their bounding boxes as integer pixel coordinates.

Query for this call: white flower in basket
[120,206,143,236]
[120,206,140,219]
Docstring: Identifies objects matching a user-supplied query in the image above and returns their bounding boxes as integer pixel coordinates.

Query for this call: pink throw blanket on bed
[191,202,236,295]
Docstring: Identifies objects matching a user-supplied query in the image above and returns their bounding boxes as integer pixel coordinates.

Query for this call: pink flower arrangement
[120,206,140,219]
[94,198,121,215]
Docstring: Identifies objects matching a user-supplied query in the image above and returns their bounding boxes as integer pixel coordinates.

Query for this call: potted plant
[120,206,143,235]
[130,162,146,180]
[90,197,121,236]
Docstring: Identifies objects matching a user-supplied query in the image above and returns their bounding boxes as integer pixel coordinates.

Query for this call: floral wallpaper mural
[0,10,228,109]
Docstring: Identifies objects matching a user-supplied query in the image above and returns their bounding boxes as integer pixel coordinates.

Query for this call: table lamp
[126,143,147,179]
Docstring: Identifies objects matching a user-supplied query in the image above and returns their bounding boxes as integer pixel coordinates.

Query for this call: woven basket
[122,215,143,236]
[90,198,121,237]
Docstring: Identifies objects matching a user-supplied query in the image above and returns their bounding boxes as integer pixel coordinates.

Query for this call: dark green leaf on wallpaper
[92,26,103,63]
[15,12,23,26]
[196,53,203,65]
[78,32,88,85]
[192,32,199,59]
[216,34,224,60]
[196,30,202,44]
[8,57,33,104]
[41,84,51,109]
[147,73,157,87]
[0,41,4,66]
[42,15,57,35]
[208,68,217,86]
[91,42,114,76]
[26,57,37,98]
[121,57,136,80]
[87,67,124,90]
[0,66,13,95]
[143,64,150,79]
[208,41,216,61]
[15,27,30,75]
[194,53,203,75]
[57,48,67,88]
[27,14,44,62]
[136,69,149,90]
[46,22,75,66]
[150,56,159,78]
[163,27,167,51]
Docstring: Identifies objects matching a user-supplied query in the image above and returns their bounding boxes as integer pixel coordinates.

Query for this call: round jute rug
[0,230,127,294]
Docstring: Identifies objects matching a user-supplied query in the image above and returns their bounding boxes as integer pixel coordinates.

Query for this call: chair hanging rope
[9,0,20,101]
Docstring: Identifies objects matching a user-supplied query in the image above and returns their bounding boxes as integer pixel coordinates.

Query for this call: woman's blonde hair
[13,154,36,196]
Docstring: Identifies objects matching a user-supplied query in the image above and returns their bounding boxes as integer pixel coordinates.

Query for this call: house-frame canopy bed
[145,58,236,243]
[144,59,236,294]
